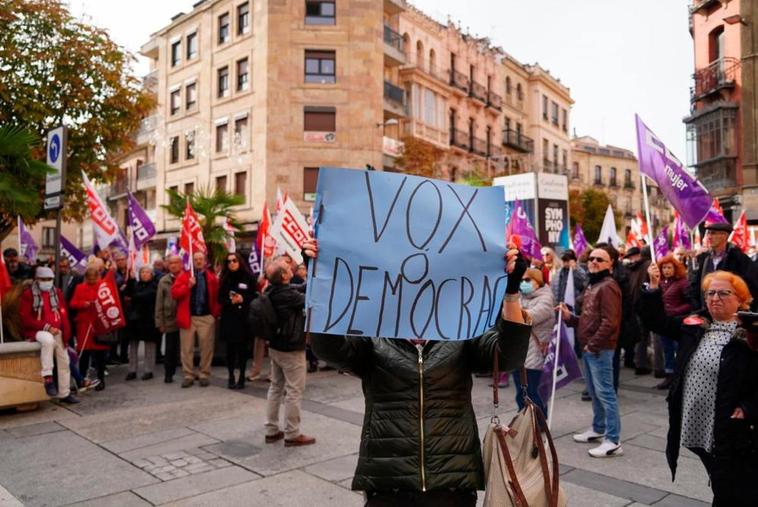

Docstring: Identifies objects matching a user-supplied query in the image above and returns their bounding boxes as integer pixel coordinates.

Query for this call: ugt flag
[92,271,126,335]
[83,172,126,250]
[539,319,583,403]
[127,191,156,249]
[179,200,206,256]
[60,235,87,273]
[507,200,542,260]
[635,115,711,228]
[18,217,38,262]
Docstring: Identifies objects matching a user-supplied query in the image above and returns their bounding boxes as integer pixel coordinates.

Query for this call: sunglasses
[587,256,609,263]
[226,258,239,264]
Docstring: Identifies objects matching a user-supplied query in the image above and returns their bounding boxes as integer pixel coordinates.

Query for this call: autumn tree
[0,0,155,240]
[569,188,622,243]
[394,136,444,178]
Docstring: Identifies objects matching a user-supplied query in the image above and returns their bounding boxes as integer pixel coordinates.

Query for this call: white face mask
[38,281,53,292]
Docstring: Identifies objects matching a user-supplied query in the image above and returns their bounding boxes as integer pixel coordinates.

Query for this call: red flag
[730,211,749,252]
[180,200,207,255]
[92,271,126,334]
[0,253,12,299]
[257,203,276,258]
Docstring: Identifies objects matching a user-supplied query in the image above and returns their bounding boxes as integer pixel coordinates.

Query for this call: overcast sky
[66,0,693,159]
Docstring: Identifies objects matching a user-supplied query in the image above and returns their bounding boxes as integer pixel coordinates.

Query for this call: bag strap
[492,344,500,413]
[529,406,556,507]
[494,425,529,507]
[532,403,561,507]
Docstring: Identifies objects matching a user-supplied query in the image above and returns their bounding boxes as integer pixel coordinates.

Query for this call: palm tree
[162,186,244,265]
[0,125,53,242]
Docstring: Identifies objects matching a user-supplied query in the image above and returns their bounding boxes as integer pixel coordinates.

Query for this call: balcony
[383,80,406,117]
[136,115,158,145]
[487,91,502,111]
[623,180,635,190]
[136,162,156,190]
[696,158,738,191]
[403,119,448,149]
[469,81,487,104]
[504,93,525,111]
[471,137,488,157]
[449,129,470,151]
[609,178,618,188]
[143,70,158,93]
[593,178,603,186]
[449,70,469,94]
[691,57,739,104]
[108,178,128,200]
[502,128,534,153]
[383,25,405,66]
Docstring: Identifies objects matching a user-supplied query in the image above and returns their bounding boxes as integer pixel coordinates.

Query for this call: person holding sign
[306,239,530,507]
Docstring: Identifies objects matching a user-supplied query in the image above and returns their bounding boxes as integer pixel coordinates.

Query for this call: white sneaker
[572,429,604,443]
[588,439,624,458]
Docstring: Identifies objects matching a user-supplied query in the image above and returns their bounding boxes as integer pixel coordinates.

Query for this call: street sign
[44,126,66,211]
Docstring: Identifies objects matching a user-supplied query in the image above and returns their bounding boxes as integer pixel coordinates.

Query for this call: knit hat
[35,266,54,279]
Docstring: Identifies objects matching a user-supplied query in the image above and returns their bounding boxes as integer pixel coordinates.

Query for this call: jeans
[583,349,621,443]
[512,368,547,418]
[658,334,677,374]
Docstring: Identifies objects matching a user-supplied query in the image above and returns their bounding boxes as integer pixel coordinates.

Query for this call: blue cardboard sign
[306,168,508,341]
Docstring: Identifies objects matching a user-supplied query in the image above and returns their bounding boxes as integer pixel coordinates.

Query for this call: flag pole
[640,173,657,263]
[187,198,195,279]
[547,308,563,431]
[0,297,5,344]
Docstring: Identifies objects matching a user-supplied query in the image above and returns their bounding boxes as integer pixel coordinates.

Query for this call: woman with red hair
[655,254,692,390]
[641,269,758,505]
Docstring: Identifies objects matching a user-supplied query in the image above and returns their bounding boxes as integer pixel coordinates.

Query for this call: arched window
[505,76,512,96]
[572,162,579,179]
[402,33,411,60]
[516,83,523,101]
[429,49,436,73]
[610,167,617,186]
[416,40,424,70]
[594,165,602,184]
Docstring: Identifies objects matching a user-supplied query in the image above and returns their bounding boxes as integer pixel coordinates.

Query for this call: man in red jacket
[19,266,79,403]
[171,252,220,388]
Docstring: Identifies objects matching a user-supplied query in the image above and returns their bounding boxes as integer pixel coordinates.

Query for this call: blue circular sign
[49,134,61,163]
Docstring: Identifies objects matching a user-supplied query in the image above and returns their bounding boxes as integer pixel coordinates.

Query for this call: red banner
[92,271,126,335]
[180,200,207,254]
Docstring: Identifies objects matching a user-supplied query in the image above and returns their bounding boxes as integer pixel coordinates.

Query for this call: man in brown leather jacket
[559,246,623,458]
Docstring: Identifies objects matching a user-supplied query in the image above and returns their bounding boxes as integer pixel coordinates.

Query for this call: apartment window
[237,58,249,91]
[594,165,602,184]
[169,185,178,196]
[42,227,55,248]
[305,0,335,25]
[169,136,179,164]
[218,13,230,44]
[234,116,248,150]
[216,122,229,152]
[185,82,197,110]
[184,182,194,195]
[516,122,523,137]
[504,116,511,132]
[516,83,523,101]
[186,32,198,60]
[237,2,250,35]
[553,144,559,171]
[170,88,181,115]
[304,167,319,201]
[304,107,336,131]
[185,131,195,160]
[551,101,559,126]
[505,76,511,96]
[572,162,580,180]
[217,66,229,97]
[234,171,247,198]
[561,108,568,133]
[610,167,617,186]
[542,138,549,162]
[562,149,568,171]
[216,175,227,193]
[305,50,336,84]
[170,40,182,67]
[625,169,633,186]
[542,94,548,120]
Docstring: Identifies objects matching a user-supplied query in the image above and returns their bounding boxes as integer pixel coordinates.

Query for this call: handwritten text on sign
[306,168,507,341]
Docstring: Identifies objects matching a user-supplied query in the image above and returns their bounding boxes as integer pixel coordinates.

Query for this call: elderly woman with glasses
[641,267,758,506]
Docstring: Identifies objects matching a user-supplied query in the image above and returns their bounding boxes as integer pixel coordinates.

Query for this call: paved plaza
[0,360,712,507]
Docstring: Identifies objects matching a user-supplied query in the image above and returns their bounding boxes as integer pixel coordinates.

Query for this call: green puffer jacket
[310,317,530,493]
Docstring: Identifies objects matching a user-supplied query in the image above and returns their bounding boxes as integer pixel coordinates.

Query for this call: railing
[609,178,618,188]
[502,128,534,153]
[593,178,603,186]
[469,81,487,103]
[487,91,502,110]
[383,25,404,53]
[450,129,470,150]
[137,162,156,181]
[383,80,405,105]
[471,137,488,157]
[403,119,448,146]
[449,70,469,94]
[624,180,635,190]
[109,179,128,197]
[543,160,557,173]
[691,57,740,102]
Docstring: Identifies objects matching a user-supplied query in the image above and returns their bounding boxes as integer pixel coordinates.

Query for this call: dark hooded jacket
[310,317,530,493]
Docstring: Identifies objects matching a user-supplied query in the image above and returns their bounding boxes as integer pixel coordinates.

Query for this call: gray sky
[66,0,693,159]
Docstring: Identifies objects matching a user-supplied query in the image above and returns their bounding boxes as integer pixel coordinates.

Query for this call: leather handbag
[482,349,567,507]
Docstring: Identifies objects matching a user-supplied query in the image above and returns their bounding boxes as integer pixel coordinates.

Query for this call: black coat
[639,289,758,480]
[266,283,306,351]
[690,244,758,311]
[126,278,161,342]
[310,318,531,493]
[218,270,257,344]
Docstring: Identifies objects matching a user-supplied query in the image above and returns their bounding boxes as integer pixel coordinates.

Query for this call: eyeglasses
[704,289,734,300]
[587,256,609,264]
[227,258,239,264]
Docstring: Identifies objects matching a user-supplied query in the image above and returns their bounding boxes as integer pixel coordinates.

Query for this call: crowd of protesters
[4,217,758,504]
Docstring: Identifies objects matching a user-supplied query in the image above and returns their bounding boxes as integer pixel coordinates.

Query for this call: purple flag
[18,218,38,262]
[507,200,543,260]
[672,215,692,250]
[538,320,583,402]
[60,235,87,273]
[654,226,670,259]
[573,224,590,258]
[127,192,156,249]
[703,204,729,224]
[635,115,712,228]
[248,242,262,277]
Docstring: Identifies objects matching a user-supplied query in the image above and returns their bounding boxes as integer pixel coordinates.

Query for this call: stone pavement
[0,360,712,507]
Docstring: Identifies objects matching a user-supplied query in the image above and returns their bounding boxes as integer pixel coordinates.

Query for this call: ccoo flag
[127,192,156,249]
[635,115,711,228]
[83,172,126,250]
[179,200,207,256]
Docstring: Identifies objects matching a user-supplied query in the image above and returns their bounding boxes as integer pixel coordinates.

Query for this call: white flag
[563,268,576,348]
[270,198,310,264]
[82,172,125,249]
[597,204,621,248]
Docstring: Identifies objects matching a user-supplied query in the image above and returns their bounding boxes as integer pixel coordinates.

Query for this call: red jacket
[171,269,220,329]
[19,287,71,342]
[69,282,111,352]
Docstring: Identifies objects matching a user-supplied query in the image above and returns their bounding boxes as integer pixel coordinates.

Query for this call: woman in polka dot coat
[640,269,758,506]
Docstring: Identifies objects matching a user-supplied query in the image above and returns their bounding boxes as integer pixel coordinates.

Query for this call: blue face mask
[519,280,535,295]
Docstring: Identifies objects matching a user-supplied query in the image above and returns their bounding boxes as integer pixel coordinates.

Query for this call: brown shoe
[284,434,316,447]
[265,431,284,444]
[199,378,210,387]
